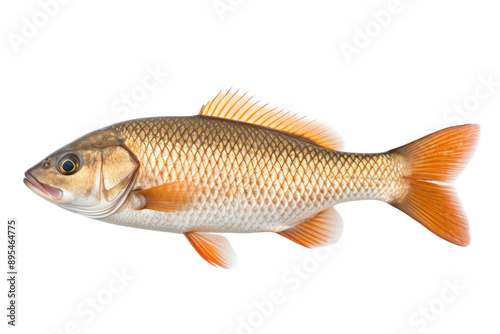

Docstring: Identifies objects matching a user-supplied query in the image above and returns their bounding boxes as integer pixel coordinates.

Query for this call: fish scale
[101,115,407,233]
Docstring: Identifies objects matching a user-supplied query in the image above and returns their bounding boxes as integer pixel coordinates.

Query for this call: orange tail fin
[391,124,480,246]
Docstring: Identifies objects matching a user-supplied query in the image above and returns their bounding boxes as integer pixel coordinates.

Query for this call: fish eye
[58,154,80,175]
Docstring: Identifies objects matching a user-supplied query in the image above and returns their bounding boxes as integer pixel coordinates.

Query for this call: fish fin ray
[184,232,237,269]
[393,124,480,182]
[391,124,480,246]
[392,180,470,246]
[199,90,344,150]
[277,207,343,248]
[135,181,197,212]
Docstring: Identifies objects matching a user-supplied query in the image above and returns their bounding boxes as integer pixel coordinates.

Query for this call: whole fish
[24,91,479,268]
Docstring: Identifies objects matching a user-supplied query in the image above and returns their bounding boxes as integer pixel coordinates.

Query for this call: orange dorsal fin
[135,181,198,212]
[184,232,236,269]
[199,90,343,150]
[277,207,343,248]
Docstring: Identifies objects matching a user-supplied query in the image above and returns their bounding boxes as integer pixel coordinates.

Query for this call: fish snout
[24,171,63,201]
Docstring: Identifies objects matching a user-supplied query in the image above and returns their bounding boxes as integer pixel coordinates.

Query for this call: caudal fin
[391,124,480,246]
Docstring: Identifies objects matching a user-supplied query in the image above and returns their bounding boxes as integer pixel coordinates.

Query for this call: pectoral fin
[278,207,343,248]
[135,181,198,212]
[184,232,237,269]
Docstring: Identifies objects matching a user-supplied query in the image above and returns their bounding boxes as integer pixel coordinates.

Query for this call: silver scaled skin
[103,116,408,234]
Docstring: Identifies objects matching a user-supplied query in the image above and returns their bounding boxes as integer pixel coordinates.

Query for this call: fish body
[103,116,406,234]
[24,91,479,268]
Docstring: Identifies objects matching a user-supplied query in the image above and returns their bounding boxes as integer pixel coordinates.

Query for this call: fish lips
[24,171,63,201]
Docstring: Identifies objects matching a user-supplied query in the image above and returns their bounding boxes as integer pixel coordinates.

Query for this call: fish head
[24,129,139,218]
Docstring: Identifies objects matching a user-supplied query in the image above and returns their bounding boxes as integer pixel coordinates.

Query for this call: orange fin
[391,124,480,246]
[184,232,236,269]
[394,180,470,246]
[277,207,343,248]
[394,124,480,182]
[135,181,197,212]
[199,90,343,150]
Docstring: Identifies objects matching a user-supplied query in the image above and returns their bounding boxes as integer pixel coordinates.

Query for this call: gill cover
[62,145,139,219]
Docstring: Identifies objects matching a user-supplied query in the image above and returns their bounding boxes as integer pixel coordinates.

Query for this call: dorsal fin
[199,90,344,150]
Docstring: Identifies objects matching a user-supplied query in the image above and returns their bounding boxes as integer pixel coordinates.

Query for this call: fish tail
[390,124,480,246]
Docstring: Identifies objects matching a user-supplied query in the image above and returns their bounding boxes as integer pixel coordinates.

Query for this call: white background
[1,0,499,333]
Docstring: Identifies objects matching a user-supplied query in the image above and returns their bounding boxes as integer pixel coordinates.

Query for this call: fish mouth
[24,172,63,201]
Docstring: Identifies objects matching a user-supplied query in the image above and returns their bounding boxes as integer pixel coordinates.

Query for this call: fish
[24,90,480,268]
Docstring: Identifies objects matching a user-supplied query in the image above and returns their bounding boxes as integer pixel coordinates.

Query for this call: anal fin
[278,207,343,248]
[184,232,237,269]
